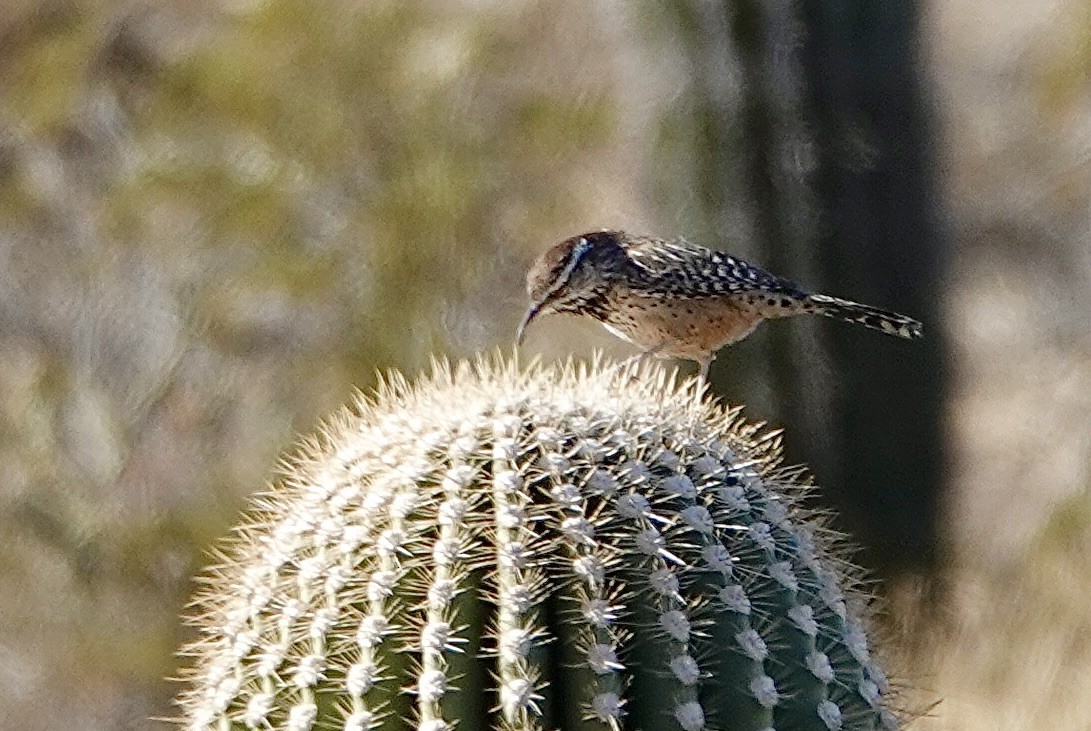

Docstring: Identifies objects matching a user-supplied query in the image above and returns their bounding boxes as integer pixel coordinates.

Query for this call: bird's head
[516,230,624,345]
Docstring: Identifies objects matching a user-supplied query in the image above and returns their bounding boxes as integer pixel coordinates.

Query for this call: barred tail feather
[806,294,923,339]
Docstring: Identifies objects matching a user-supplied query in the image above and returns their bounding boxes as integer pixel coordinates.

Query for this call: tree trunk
[678,0,949,581]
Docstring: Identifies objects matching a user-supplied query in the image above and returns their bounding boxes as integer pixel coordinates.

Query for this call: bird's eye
[568,238,591,270]
[552,238,591,286]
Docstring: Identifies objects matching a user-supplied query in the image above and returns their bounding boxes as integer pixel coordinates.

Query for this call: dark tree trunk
[675,0,949,582]
[797,1,949,578]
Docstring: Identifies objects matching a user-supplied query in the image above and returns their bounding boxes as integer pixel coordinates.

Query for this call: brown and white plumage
[517,230,923,378]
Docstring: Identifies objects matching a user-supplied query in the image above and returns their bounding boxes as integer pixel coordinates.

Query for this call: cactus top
[175,355,901,731]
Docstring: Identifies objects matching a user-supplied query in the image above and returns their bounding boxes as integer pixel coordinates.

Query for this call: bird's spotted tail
[805,294,923,339]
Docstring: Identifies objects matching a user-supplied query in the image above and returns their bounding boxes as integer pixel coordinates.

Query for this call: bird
[515,230,923,379]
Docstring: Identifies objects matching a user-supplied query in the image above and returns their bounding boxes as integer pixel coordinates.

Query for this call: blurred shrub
[0,1,622,727]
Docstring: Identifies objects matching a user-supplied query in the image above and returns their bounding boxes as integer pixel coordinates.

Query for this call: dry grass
[892,488,1091,729]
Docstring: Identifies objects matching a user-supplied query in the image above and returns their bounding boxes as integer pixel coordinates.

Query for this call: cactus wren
[516,230,923,379]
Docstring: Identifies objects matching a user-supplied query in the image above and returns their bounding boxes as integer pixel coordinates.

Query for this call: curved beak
[515,301,543,346]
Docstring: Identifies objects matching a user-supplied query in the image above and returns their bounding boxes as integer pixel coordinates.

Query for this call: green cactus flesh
[176,357,899,731]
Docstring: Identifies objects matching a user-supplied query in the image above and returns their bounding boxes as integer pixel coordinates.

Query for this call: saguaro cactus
[175,357,900,730]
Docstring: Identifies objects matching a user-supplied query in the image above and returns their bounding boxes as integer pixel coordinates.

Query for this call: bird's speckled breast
[600,289,767,360]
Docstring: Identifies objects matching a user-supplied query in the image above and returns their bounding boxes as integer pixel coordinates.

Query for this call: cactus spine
[176,357,900,730]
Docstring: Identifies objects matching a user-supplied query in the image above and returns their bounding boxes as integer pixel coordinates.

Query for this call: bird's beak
[515,302,543,346]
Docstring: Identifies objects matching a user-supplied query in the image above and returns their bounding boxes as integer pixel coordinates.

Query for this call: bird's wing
[624,236,804,298]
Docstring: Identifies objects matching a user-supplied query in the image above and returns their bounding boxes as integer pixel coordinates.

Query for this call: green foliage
[2,0,619,377]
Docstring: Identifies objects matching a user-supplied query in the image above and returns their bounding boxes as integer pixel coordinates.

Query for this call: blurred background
[0,0,1088,728]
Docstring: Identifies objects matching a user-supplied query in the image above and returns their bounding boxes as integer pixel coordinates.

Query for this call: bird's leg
[697,354,715,383]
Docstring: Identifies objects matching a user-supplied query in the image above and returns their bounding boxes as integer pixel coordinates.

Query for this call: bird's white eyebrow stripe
[541,237,590,301]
